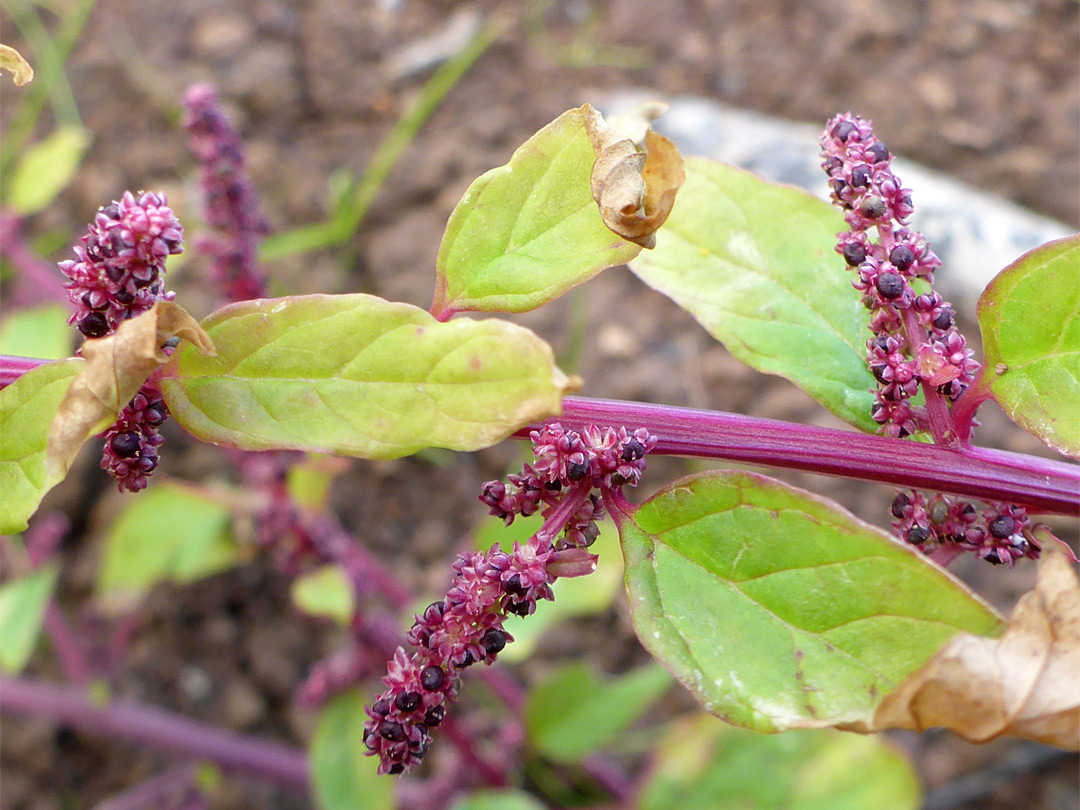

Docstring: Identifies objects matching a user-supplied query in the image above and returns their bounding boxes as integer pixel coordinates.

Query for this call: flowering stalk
[181,83,269,303]
[57,191,183,492]
[363,424,656,775]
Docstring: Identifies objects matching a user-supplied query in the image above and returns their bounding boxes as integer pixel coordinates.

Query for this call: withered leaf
[0,44,33,86]
[868,544,1079,749]
[46,302,215,481]
[585,106,685,249]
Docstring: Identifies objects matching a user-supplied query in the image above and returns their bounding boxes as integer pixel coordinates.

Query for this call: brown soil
[2,1,1077,808]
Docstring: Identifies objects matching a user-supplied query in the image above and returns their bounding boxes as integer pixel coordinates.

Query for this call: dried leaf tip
[584,104,685,249]
[0,44,33,86]
[45,303,214,481]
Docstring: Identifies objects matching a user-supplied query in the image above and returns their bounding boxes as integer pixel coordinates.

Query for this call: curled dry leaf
[0,44,33,86]
[46,302,215,481]
[585,106,685,249]
[866,543,1079,749]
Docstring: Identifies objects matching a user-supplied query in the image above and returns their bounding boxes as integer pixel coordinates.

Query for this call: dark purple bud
[830,178,848,196]
[454,650,476,668]
[581,522,600,546]
[480,628,507,656]
[423,601,445,623]
[144,407,167,427]
[110,431,142,459]
[888,244,915,272]
[419,665,445,692]
[379,721,405,742]
[859,195,887,220]
[890,493,911,519]
[850,164,871,188]
[871,364,891,384]
[870,335,891,353]
[78,312,110,338]
[621,438,646,462]
[502,575,526,597]
[105,264,126,283]
[544,480,563,492]
[387,763,405,775]
[363,728,378,751]
[875,272,905,299]
[506,599,532,617]
[842,242,867,266]
[394,691,422,712]
[988,515,1017,539]
[567,457,590,481]
[823,156,843,173]
[114,287,135,305]
[372,698,391,716]
[932,308,954,331]
[907,525,931,545]
[867,142,890,164]
[831,120,857,142]
[423,705,445,727]
[140,455,159,473]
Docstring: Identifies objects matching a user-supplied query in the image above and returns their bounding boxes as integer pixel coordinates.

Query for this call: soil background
[1,1,1078,809]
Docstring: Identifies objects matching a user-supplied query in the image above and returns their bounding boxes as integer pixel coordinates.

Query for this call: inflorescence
[181,83,269,304]
[59,191,182,492]
[820,114,979,439]
[363,423,656,775]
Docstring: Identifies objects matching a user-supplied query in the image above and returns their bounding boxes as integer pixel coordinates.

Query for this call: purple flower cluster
[181,83,268,304]
[364,423,657,775]
[99,385,169,493]
[890,490,1038,567]
[58,191,182,492]
[59,191,182,338]
[820,114,979,438]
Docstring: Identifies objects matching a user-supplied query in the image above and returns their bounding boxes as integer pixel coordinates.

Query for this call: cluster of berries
[59,191,182,338]
[181,83,269,304]
[820,114,978,438]
[890,490,1038,567]
[363,423,656,775]
[59,192,182,491]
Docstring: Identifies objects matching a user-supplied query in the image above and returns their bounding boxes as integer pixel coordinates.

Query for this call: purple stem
[526,397,1080,516]
[95,763,197,810]
[0,212,68,306]
[0,355,49,386]
[0,675,309,790]
[43,604,92,685]
[951,370,991,445]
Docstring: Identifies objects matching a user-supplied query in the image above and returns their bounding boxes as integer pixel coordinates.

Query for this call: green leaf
[310,690,396,810]
[0,304,74,360]
[451,790,548,810]
[618,470,1003,732]
[977,234,1080,458]
[629,158,877,431]
[94,482,239,612]
[161,294,572,459]
[5,127,90,215]
[474,512,622,662]
[0,358,83,534]
[432,105,640,316]
[292,565,355,625]
[640,714,921,810]
[525,662,671,761]
[0,563,59,674]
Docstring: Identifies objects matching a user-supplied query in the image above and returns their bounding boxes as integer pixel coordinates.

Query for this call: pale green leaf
[640,714,921,810]
[0,563,59,674]
[432,105,640,316]
[94,483,239,612]
[618,470,1003,732]
[161,294,571,459]
[0,304,74,360]
[292,565,355,625]
[629,158,877,431]
[977,234,1080,458]
[0,358,84,534]
[525,662,672,761]
[451,790,547,810]
[6,127,91,215]
[310,690,396,810]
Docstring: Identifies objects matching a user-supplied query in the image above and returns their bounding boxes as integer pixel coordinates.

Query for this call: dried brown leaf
[585,106,685,249]
[46,302,215,480]
[868,544,1080,749]
[0,44,33,86]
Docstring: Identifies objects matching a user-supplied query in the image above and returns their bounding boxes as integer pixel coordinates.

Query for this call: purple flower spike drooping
[365,423,657,774]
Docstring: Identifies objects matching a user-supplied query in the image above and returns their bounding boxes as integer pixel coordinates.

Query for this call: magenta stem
[0,212,68,306]
[951,370,991,445]
[0,354,50,387]
[0,675,310,790]
[525,397,1080,516]
[900,307,956,445]
[43,604,93,685]
[95,763,197,810]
